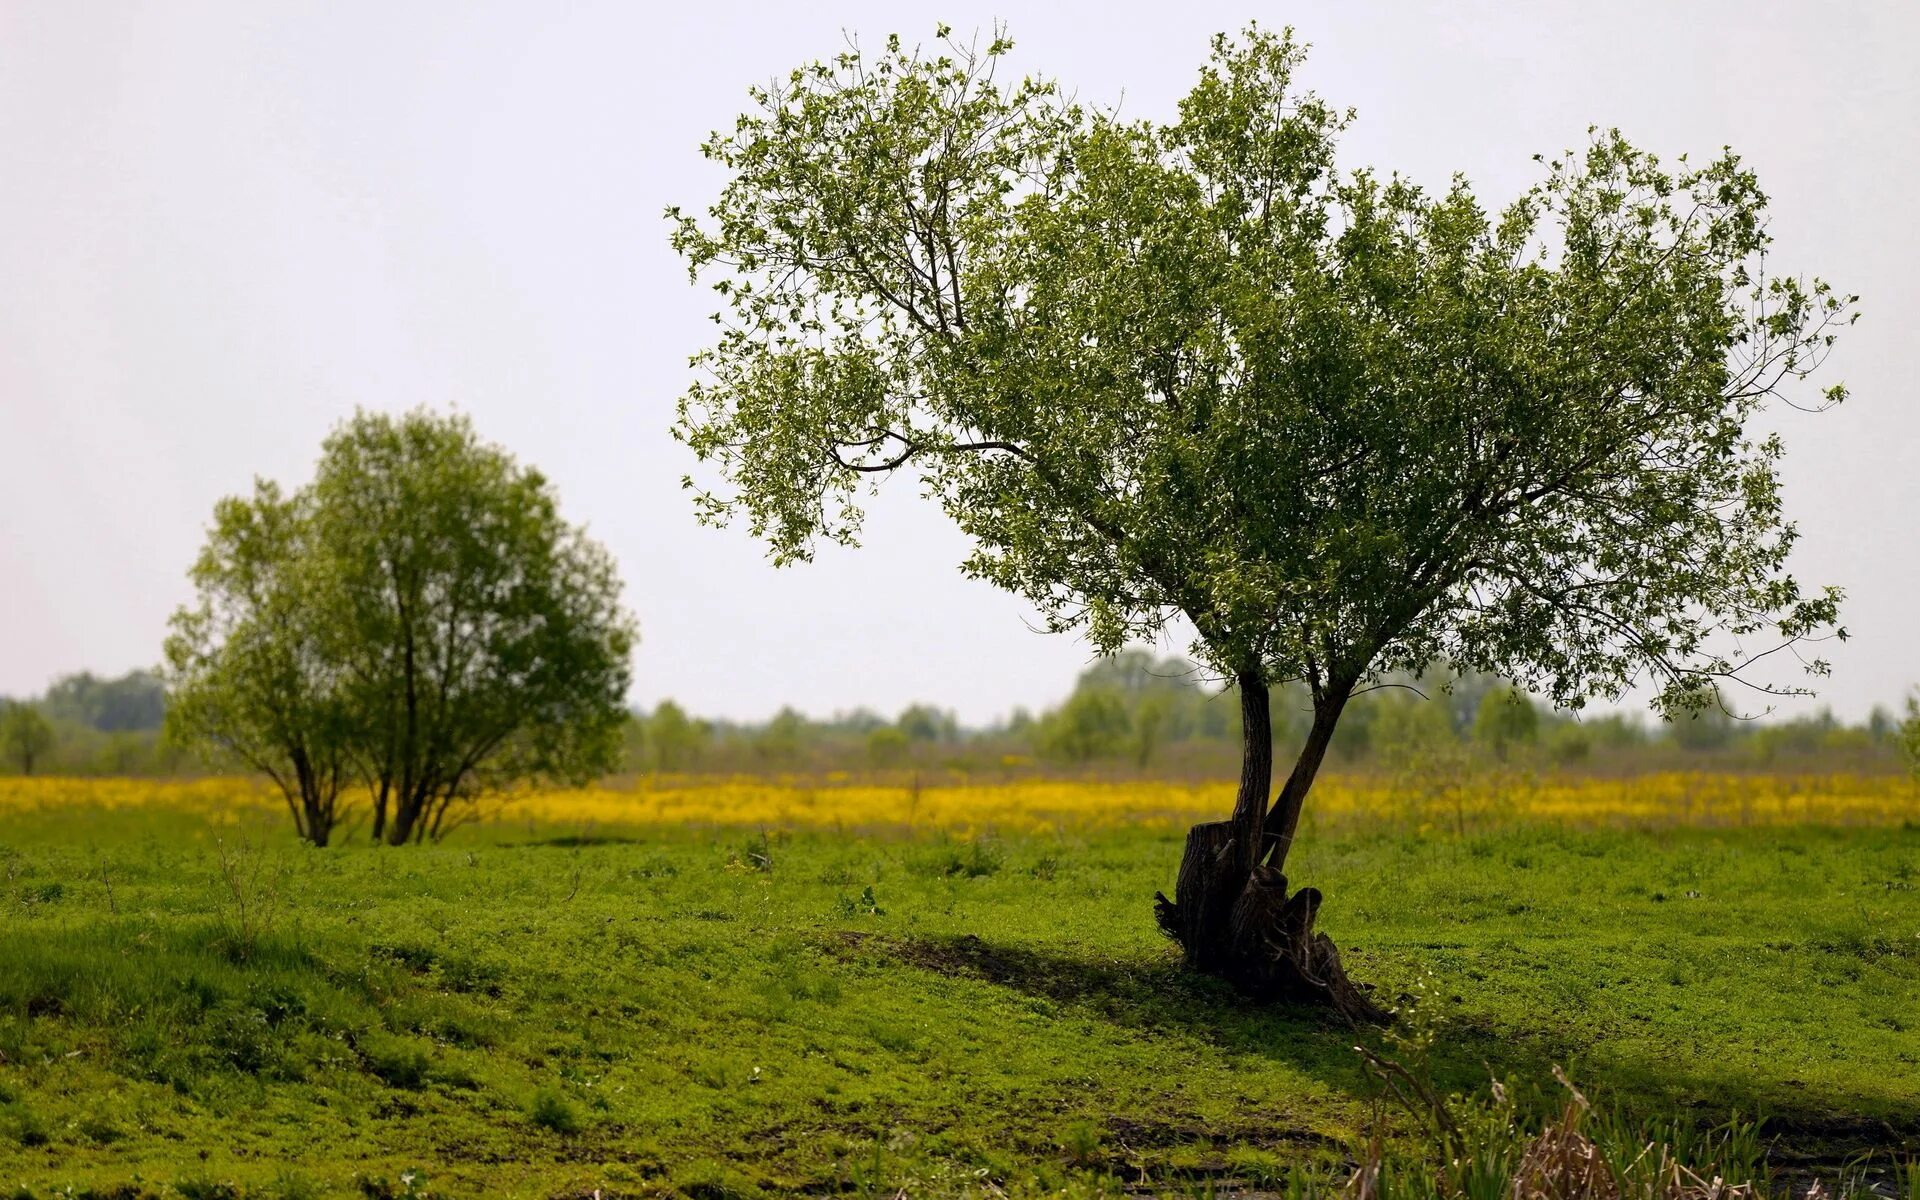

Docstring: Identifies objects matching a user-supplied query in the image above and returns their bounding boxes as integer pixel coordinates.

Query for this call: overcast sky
[1,1,1914,724]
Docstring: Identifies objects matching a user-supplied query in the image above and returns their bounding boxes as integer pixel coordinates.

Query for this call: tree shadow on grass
[823,930,1918,1164]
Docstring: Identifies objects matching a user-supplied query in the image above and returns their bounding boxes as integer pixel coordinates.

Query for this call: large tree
[167,411,638,845]
[670,27,1853,1017]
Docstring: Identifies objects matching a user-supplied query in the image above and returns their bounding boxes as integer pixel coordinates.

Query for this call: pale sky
[1,1,1915,724]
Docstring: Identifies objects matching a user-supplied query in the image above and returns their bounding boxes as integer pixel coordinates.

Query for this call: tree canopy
[672,24,1851,721]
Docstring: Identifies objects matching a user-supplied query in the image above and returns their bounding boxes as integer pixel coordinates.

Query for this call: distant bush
[1035,689,1130,763]
[1473,688,1539,760]
[1546,723,1592,764]
[866,725,910,768]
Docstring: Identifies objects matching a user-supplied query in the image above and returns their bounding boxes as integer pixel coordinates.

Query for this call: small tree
[867,725,911,768]
[0,703,55,776]
[646,700,707,772]
[755,707,808,765]
[897,703,956,742]
[168,411,637,844]
[672,26,1853,1014]
[1038,688,1131,764]
[1132,694,1169,768]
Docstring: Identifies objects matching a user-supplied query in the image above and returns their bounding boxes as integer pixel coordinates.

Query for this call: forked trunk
[1154,674,1385,1023]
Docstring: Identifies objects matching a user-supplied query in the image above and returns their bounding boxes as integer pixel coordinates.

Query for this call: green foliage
[162,475,355,843]
[672,22,1852,747]
[1580,713,1650,750]
[754,706,809,766]
[1472,688,1540,760]
[909,835,1005,879]
[1035,688,1131,764]
[0,704,184,777]
[526,1086,581,1134]
[1018,649,1242,769]
[21,643,1889,780]
[352,1168,433,1200]
[1745,708,1880,765]
[1131,693,1168,767]
[1545,722,1593,765]
[41,671,167,733]
[360,1034,431,1090]
[164,410,637,845]
[866,725,910,767]
[0,703,54,775]
[1663,687,1736,751]
[644,699,710,772]
[897,703,957,742]
[1369,692,1458,767]
[1056,1117,1103,1166]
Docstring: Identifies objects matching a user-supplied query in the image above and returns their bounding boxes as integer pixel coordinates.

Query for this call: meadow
[0,773,1916,1198]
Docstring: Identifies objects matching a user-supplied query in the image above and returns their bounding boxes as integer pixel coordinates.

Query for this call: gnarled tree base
[1154,820,1389,1025]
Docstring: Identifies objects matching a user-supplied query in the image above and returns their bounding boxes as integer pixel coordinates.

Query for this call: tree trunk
[291,751,324,847]
[1262,688,1352,871]
[305,797,332,848]
[385,802,419,846]
[386,777,436,845]
[1154,674,1385,1023]
[371,776,390,844]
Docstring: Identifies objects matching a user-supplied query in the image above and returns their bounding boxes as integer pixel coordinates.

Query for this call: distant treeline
[0,670,186,776]
[1,654,1909,779]
[618,650,1909,777]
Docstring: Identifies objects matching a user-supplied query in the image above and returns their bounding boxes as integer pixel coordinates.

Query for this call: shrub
[362,1035,432,1090]
[527,1086,581,1134]
[3,1103,48,1148]
[1056,1118,1103,1167]
[909,836,1003,879]
[866,726,910,768]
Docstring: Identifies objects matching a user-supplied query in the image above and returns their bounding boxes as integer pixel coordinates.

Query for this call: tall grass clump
[1334,1068,1770,1200]
[1320,983,1814,1200]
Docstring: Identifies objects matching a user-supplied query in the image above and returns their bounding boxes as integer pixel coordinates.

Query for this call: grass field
[0,775,1916,1198]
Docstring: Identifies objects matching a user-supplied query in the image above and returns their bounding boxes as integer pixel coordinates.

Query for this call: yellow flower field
[2,771,1916,835]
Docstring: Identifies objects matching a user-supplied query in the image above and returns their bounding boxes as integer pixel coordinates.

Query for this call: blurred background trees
[4,652,1912,781]
[601,654,1913,779]
[0,670,178,776]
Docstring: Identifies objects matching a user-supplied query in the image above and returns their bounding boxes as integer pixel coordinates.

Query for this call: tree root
[1155,820,1389,1024]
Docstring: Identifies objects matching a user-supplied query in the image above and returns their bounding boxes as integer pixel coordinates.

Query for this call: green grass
[0,802,1915,1197]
